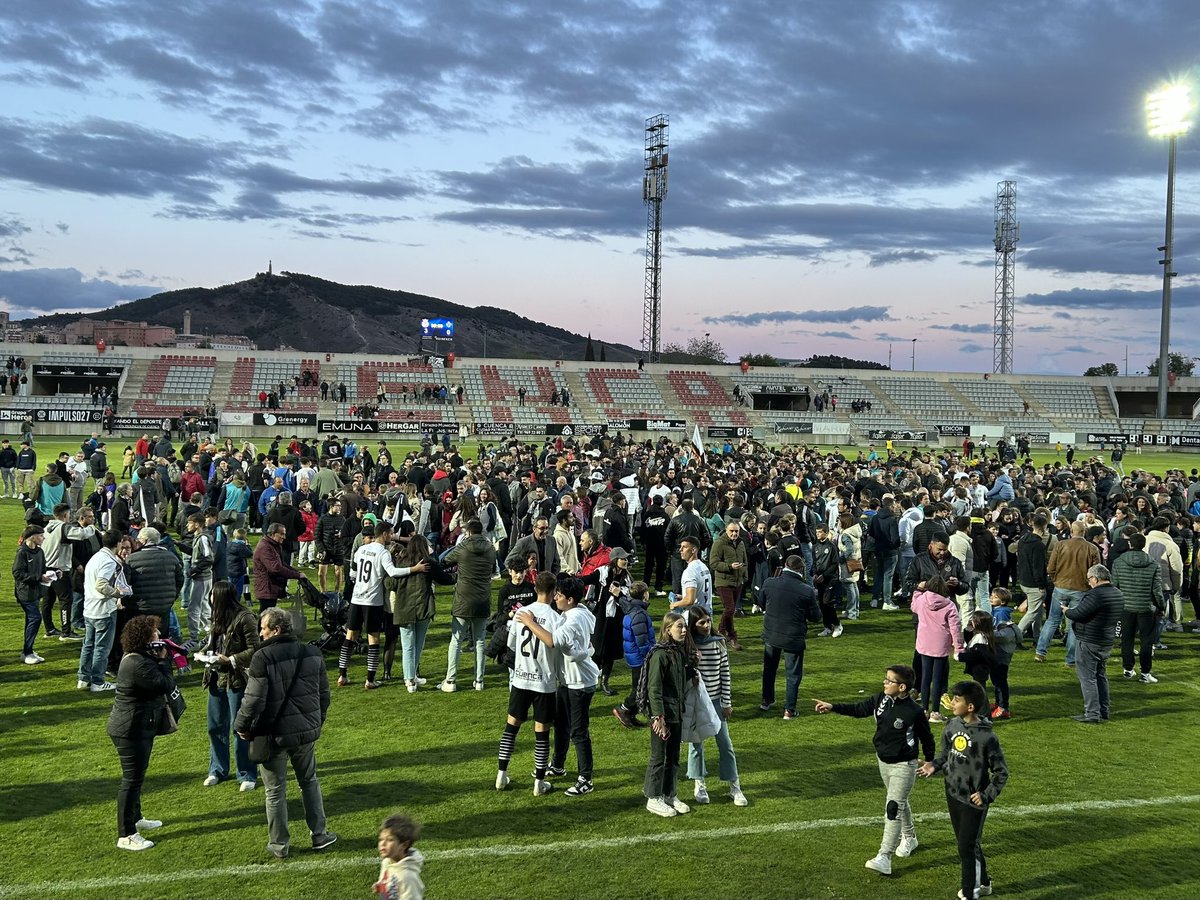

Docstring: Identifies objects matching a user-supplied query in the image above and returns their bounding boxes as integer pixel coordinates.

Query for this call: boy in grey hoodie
[920,679,1008,900]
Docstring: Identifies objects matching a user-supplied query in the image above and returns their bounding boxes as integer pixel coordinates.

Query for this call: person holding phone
[106,614,177,850]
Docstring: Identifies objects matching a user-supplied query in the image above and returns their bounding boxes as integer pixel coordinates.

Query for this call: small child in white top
[373,813,424,900]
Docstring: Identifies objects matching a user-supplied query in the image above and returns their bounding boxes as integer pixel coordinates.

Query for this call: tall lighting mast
[993,180,1019,375]
[642,114,668,362]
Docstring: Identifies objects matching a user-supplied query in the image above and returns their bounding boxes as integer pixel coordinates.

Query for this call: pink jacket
[911,590,964,658]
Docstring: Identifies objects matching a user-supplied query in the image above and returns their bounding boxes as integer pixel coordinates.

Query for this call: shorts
[319,551,337,566]
[347,603,386,634]
[508,686,556,724]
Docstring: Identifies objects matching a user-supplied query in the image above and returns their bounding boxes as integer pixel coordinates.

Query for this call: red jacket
[298,510,318,542]
[179,471,205,503]
[579,545,612,578]
[252,536,303,601]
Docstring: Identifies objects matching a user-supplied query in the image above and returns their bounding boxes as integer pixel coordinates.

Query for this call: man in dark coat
[235,606,335,858]
[1065,565,1124,724]
[869,497,902,608]
[252,524,305,613]
[602,491,634,553]
[758,554,821,719]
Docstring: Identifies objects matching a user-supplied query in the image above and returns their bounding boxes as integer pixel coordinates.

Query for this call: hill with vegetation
[26,271,641,359]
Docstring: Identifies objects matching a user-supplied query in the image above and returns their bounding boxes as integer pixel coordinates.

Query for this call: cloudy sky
[1,0,1198,373]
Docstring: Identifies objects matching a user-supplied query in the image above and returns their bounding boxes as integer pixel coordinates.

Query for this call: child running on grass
[813,664,934,876]
[919,680,1008,900]
[373,812,424,900]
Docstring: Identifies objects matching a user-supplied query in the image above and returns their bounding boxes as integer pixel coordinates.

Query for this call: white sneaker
[730,784,749,807]
[90,681,116,692]
[1122,669,1135,679]
[978,883,994,897]
[668,796,690,814]
[533,779,554,796]
[646,796,677,817]
[881,602,900,611]
[896,836,919,857]
[693,780,710,804]
[865,854,892,875]
[831,624,844,638]
[22,654,44,665]
[203,775,222,787]
[439,680,457,693]
[818,628,832,637]
[117,834,154,851]
[239,781,256,792]
[413,676,428,686]
[405,680,417,693]
[495,771,510,790]
[135,818,162,831]
[76,679,89,690]
[1140,672,1159,683]
[473,680,485,691]
[750,604,763,614]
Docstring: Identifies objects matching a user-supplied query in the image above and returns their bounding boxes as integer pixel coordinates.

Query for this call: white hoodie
[375,848,425,900]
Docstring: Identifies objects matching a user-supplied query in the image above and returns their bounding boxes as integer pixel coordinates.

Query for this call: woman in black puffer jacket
[107,614,176,851]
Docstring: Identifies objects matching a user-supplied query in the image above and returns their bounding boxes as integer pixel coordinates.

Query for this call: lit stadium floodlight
[1147,83,1192,137]
[1146,82,1193,420]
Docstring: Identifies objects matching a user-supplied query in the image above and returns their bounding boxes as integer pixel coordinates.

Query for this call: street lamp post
[911,338,917,372]
[1147,83,1192,419]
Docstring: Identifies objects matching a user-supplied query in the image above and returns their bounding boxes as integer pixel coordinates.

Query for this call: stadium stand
[581,368,668,418]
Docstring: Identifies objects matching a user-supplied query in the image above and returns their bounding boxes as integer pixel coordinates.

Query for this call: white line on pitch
[3,793,1196,898]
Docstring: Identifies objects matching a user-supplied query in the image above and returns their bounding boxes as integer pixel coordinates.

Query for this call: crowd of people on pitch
[10,426,1197,899]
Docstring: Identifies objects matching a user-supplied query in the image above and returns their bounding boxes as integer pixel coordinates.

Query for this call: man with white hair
[1064,565,1123,724]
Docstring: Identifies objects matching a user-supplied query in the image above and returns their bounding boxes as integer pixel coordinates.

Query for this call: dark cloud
[0,267,158,317]
[869,249,938,267]
[959,342,988,354]
[1024,286,1200,310]
[1061,345,1092,353]
[703,306,892,326]
[929,323,994,334]
[816,331,857,340]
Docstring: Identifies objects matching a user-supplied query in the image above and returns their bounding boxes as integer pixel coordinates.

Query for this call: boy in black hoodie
[813,664,934,875]
[920,679,1009,900]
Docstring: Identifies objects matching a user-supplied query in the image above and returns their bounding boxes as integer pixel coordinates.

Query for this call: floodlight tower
[642,114,669,362]
[1147,83,1192,419]
[993,180,1019,375]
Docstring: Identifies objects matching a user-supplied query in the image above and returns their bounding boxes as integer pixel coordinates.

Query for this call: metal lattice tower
[993,180,1019,375]
[642,114,669,362]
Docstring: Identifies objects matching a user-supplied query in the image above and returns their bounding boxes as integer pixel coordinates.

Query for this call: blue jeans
[874,554,898,600]
[1036,588,1082,663]
[400,619,432,682]
[799,543,814,582]
[207,686,257,783]
[71,591,85,631]
[761,643,805,712]
[77,612,118,686]
[446,616,487,683]
[688,694,739,782]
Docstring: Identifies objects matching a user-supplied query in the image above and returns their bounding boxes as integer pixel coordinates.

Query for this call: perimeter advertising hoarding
[772,422,814,434]
[707,426,754,439]
[866,429,928,441]
[317,419,457,434]
[545,424,607,437]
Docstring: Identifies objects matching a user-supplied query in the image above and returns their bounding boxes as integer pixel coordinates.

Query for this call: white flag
[691,424,705,459]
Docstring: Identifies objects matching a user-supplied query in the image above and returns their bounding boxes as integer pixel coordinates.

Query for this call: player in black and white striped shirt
[339,521,427,689]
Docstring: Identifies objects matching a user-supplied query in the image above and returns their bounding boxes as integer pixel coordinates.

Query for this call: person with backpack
[613,581,654,728]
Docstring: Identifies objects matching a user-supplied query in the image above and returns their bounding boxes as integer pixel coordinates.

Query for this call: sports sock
[497,722,519,771]
[533,731,550,779]
[366,645,380,682]
[338,641,353,677]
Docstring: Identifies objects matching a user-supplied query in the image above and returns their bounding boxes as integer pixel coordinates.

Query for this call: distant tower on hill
[268,260,273,276]
[183,308,192,336]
